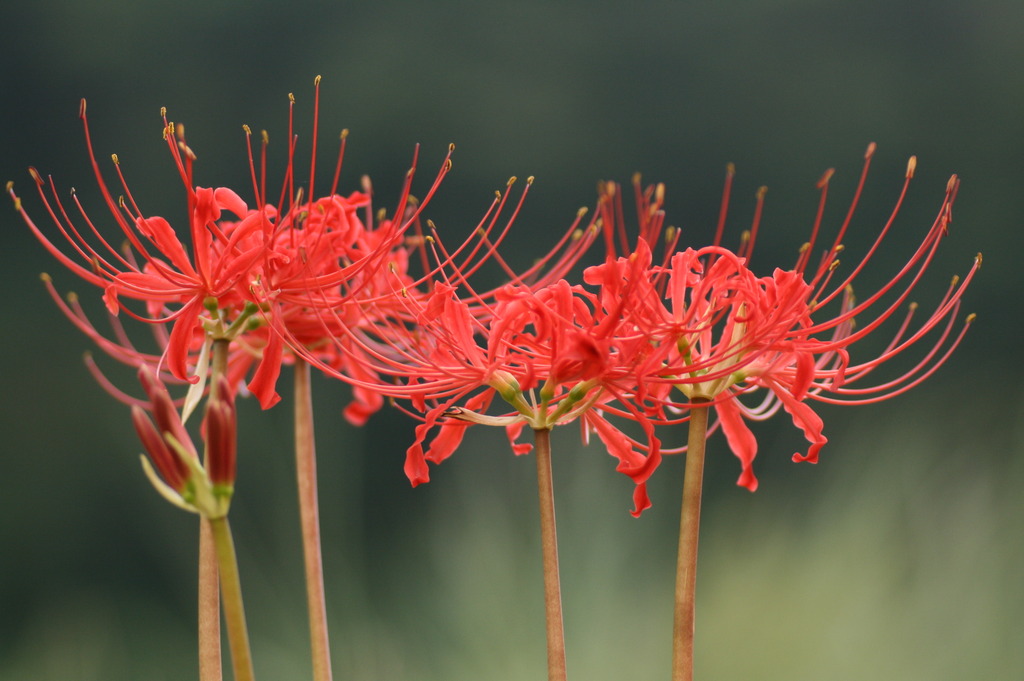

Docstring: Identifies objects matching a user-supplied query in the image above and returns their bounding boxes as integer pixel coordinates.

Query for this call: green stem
[209,516,256,681]
[533,428,567,681]
[198,518,222,681]
[199,338,231,681]
[294,358,333,681]
[672,400,709,681]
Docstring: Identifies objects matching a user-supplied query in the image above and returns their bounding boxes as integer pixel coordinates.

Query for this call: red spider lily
[9,78,453,415]
[296,145,978,516]
[634,145,980,493]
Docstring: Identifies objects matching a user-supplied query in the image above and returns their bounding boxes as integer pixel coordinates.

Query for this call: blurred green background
[2,0,1020,679]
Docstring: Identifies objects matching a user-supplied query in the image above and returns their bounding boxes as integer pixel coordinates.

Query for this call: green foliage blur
[1,0,1020,678]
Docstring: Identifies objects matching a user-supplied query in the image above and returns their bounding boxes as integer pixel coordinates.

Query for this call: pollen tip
[67,291,78,303]
[865,142,877,159]
[111,153,119,165]
[288,92,295,103]
[576,206,588,217]
[908,301,919,311]
[726,162,736,176]
[340,128,349,139]
[160,106,167,117]
[755,185,767,199]
[261,130,269,144]
[965,312,977,324]
[507,176,517,186]
[28,166,43,185]
[242,124,252,135]
[448,142,455,152]
[816,168,835,189]
[426,219,437,230]
[798,242,811,254]
[314,74,322,85]
[975,252,983,266]
[947,174,959,192]
[906,155,917,178]
[494,190,502,199]
[632,171,642,184]
[40,272,51,282]
[527,175,535,185]
[78,99,87,118]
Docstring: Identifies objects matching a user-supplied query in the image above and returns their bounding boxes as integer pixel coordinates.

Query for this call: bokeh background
[2,1,1021,679]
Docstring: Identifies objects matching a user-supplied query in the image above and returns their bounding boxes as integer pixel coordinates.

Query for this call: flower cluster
[10,81,977,517]
[292,151,979,515]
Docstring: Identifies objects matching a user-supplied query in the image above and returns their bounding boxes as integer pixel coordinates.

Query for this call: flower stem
[294,358,333,681]
[198,518,222,681]
[199,337,231,681]
[533,428,568,681]
[672,400,709,681]
[209,516,256,681]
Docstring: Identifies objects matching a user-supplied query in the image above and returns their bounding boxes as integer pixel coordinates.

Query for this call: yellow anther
[906,155,917,178]
[242,124,252,135]
[314,74,322,85]
[816,168,835,188]
[864,142,877,159]
[965,313,977,324]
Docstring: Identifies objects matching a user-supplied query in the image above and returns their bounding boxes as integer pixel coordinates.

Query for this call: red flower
[639,146,979,493]
[10,78,454,417]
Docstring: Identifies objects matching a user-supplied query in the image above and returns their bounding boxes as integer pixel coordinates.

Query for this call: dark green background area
[1,1,1020,679]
